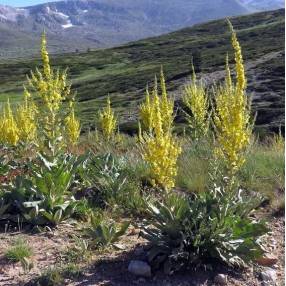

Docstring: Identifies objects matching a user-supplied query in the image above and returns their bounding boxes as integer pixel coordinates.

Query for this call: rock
[214,274,227,285]
[129,227,140,236]
[134,247,144,256]
[260,268,277,286]
[256,254,278,266]
[134,277,146,284]
[128,260,151,277]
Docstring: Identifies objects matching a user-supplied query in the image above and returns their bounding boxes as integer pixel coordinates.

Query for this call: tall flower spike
[65,105,80,145]
[228,20,246,92]
[225,53,233,91]
[41,32,51,79]
[16,87,37,143]
[1,100,19,146]
[213,21,251,178]
[160,67,174,132]
[183,64,209,140]
[139,85,154,131]
[98,96,117,141]
[139,71,181,190]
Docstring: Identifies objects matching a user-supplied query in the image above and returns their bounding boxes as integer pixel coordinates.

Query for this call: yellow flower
[16,87,37,143]
[139,71,181,190]
[213,22,251,176]
[183,64,209,139]
[0,100,19,146]
[98,97,117,141]
[160,67,174,131]
[139,70,174,133]
[65,106,80,145]
[139,85,154,132]
[26,33,76,146]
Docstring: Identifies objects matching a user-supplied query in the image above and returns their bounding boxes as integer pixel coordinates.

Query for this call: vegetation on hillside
[0,9,284,133]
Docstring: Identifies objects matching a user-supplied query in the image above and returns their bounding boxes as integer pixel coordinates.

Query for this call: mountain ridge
[0,0,251,58]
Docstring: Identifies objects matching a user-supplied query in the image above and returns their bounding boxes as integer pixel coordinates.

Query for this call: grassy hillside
[0,9,284,133]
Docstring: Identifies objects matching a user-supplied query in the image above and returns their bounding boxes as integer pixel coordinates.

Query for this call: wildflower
[98,97,117,141]
[0,100,19,146]
[65,104,80,145]
[213,21,251,176]
[140,72,181,190]
[183,64,209,139]
[16,87,37,143]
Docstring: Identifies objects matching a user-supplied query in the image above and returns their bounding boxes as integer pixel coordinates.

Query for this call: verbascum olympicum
[65,104,80,145]
[213,21,251,177]
[16,88,37,143]
[139,71,181,190]
[0,100,19,146]
[98,97,117,141]
[183,64,209,140]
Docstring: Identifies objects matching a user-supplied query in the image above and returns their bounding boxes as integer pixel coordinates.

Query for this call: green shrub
[4,151,87,226]
[141,187,268,274]
[80,152,127,207]
[86,213,130,249]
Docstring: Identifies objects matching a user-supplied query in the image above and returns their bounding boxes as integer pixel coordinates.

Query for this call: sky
[0,0,60,7]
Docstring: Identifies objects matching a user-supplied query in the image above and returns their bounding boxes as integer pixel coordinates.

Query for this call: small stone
[256,254,278,266]
[260,268,277,286]
[128,260,151,277]
[135,277,146,284]
[214,274,227,285]
[129,228,140,236]
[134,247,144,256]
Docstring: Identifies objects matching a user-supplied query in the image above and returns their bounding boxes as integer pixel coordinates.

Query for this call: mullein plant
[15,88,37,145]
[0,33,80,151]
[139,68,174,133]
[98,97,117,141]
[65,103,80,145]
[183,64,209,140]
[0,100,19,146]
[139,71,181,190]
[0,90,37,148]
[26,32,79,151]
[213,21,252,180]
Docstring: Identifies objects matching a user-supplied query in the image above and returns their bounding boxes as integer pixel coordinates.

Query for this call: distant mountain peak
[0,0,283,59]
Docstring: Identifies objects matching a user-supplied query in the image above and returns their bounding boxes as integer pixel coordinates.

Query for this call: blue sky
[0,0,59,7]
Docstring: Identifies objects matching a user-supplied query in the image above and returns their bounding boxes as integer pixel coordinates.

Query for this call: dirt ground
[0,213,284,286]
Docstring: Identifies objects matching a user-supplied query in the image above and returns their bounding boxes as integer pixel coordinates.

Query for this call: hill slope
[0,0,250,58]
[0,9,284,133]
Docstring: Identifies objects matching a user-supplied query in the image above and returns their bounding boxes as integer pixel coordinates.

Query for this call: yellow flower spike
[213,21,251,178]
[16,88,37,143]
[225,53,233,91]
[160,67,174,132]
[65,105,80,145]
[183,64,209,140]
[139,71,181,190]
[0,100,19,146]
[98,97,117,141]
[26,33,76,146]
[41,32,51,79]
[139,85,155,132]
[228,20,246,92]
